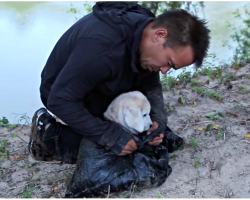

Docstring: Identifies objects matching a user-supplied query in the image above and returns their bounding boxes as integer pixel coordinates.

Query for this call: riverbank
[0,64,250,198]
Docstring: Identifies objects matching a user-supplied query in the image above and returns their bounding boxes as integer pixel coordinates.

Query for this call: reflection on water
[0,1,249,123]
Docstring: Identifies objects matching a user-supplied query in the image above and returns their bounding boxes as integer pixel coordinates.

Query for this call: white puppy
[104,91,152,135]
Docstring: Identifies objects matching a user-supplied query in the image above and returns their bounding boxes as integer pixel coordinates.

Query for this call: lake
[0,1,249,123]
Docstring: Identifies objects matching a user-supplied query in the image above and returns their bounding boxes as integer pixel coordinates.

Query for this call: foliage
[226,6,250,65]
[194,160,200,168]
[137,1,205,16]
[157,193,165,198]
[160,75,176,91]
[68,1,205,19]
[190,139,199,149]
[0,117,9,125]
[0,140,9,161]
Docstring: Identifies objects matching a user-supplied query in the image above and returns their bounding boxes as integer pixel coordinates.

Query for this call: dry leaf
[11,155,23,161]
[197,127,205,131]
[190,101,197,107]
[245,134,250,139]
[213,125,220,130]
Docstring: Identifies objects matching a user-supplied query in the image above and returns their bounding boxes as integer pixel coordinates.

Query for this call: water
[0,1,249,123]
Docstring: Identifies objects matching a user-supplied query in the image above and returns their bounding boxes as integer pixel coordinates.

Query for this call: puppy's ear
[123,107,144,133]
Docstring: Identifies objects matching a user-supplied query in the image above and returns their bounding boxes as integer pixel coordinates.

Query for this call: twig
[130,184,136,198]
[241,140,250,144]
[204,83,219,89]
[171,121,214,126]
[192,121,215,125]
[17,136,28,144]
[40,161,63,164]
[174,159,192,165]
[55,177,65,182]
[106,185,110,198]
[182,123,189,132]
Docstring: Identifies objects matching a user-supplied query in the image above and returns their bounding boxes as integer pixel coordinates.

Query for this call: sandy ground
[0,64,250,198]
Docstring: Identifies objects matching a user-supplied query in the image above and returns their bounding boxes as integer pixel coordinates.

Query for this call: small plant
[11,133,18,139]
[190,140,199,149]
[22,187,32,198]
[190,79,201,86]
[213,92,223,102]
[0,140,9,161]
[206,114,220,120]
[13,113,31,125]
[205,90,214,98]
[0,140,8,152]
[160,76,176,91]
[26,163,37,168]
[178,96,186,104]
[236,104,244,109]
[157,194,165,198]
[193,86,205,94]
[177,71,192,83]
[232,62,243,69]
[225,72,236,81]
[238,85,246,90]
[0,117,9,125]
[218,112,225,118]
[205,124,213,132]
[216,131,224,140]
[205,91,223,102]
[194,160,200,169]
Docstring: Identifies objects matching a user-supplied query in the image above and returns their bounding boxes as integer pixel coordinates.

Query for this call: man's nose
[160,66,171,74]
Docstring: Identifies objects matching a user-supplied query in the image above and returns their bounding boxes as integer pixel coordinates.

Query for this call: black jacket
[40,2,167,155]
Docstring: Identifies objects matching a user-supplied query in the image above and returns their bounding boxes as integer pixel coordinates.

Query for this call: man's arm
[47,37,133,155]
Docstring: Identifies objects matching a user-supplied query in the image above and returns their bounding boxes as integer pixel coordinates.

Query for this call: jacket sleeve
[47,37,133,155]
[139,72,168,129]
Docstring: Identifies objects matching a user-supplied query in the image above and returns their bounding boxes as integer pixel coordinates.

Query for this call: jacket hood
[92,2,155,41]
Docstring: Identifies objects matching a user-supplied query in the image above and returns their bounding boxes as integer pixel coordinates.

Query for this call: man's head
[139,9,210,74]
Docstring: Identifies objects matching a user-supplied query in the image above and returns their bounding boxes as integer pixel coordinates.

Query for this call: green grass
[160,76,176,91]
[193,86,205,94]
[194,160,200,168]
[190,140,199,149]
[238,85,246,90]
[157,194,165,198]
[0,140,9,161]
[205,91,223,102]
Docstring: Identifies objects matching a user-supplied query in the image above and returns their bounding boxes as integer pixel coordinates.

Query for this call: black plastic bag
[65,129,184,198]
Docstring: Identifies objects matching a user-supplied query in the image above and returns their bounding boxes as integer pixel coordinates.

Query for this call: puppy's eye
[143,114,147,117]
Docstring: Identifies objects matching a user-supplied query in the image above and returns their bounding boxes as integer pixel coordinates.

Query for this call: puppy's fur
[104,91,152,135]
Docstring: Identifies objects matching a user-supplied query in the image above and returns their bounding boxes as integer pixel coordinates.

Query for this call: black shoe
[28,108,57,161]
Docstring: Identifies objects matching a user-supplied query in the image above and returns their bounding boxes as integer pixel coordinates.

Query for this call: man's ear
[123,107,144,133]
[153,29,168,43]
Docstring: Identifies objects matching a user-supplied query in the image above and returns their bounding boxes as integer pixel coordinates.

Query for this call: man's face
[139,26,194,74]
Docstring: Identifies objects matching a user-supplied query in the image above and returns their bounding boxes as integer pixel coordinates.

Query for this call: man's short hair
[153,9,210,67]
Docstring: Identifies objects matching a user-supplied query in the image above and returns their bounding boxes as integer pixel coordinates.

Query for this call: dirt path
[0,64,250,198]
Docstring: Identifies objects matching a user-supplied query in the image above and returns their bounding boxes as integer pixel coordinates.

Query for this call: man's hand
[120,139,137,156]
[147,122,164,146]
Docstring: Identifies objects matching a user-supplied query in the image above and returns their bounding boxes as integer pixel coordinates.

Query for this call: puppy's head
[104,91,152,135]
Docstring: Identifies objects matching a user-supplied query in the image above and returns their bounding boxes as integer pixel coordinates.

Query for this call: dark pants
[44,121,83,164]
[41,96,83,164]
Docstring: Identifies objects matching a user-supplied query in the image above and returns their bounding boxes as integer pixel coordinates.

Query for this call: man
[28,2,210,163]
